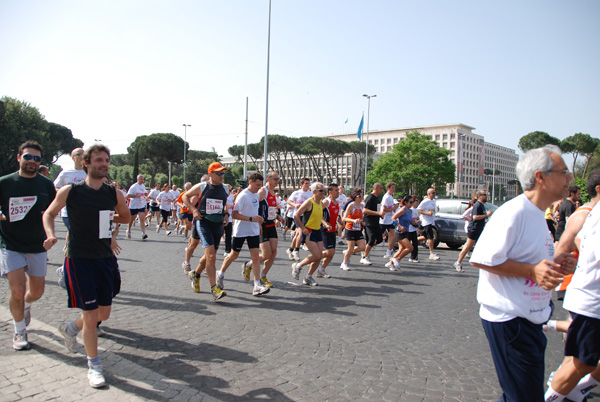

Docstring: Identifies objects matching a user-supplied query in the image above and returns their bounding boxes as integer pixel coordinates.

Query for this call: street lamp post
[362,94,376,194]
[182,124,191,184]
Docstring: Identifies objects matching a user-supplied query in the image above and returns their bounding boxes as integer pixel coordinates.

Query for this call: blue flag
[344,118,348,124]
[357,113,364,140]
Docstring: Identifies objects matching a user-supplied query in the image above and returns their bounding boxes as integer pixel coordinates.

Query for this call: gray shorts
[0,249,48,277]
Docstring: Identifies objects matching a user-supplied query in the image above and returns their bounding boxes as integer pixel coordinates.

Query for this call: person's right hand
[531,259,564,290]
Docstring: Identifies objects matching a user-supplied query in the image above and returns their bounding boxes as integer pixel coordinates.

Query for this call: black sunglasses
[213,172,225,176]
[22,154,42,162]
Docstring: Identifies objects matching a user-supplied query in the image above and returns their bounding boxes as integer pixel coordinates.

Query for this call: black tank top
[199,182,228,223]
[66,181,117,259]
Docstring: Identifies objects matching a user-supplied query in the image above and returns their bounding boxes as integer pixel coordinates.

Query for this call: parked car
[424,198,499,249]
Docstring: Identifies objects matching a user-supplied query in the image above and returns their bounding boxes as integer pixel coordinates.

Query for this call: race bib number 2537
[8,196,37,222]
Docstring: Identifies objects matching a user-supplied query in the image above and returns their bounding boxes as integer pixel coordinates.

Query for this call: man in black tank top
[43,145,130,389]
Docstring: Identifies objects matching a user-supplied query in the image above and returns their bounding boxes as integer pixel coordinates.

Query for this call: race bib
[99,210,114,239]
[352,222,362,231]
[268,206,277,220]
[8,196,37,222]
[206,198,223,215]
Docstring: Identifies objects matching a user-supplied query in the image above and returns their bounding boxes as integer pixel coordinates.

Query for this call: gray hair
[516,145,562,191]
[310,182,324,192]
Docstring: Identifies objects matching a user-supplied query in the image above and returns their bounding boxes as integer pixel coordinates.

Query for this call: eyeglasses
[74,152,83,156]
[270,177,280,181]
[316,189,325,193]
[22,154,42,162]
[213,172,225,176]
[543,168,571,176]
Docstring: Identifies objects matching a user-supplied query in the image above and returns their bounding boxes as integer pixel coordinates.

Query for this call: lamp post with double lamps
[362,94,376,194]
[182,124,191,184]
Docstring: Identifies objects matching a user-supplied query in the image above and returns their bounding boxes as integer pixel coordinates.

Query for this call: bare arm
[554,210,590,256]
[42,186,71,250]
[113,189,131,224]
[293,198,312,234]
[183,183,203,220]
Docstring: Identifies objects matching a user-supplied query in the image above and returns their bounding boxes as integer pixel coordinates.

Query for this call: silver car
[431,198,498,249]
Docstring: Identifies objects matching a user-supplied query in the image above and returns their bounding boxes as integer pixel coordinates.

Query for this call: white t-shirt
[408,207,420,233]
[233,189,260,237]
[287,189,312,218]
[148,188,160,205]
[380,193,396,225]
[471,194,555,324]
[417,198,436,226]
[337,193,348,208]
[226,193,235,223]
[157,190,175,211]
[563,203,600,319]
[462,206,474,233]
[127,183,147,209]
[53,169,87,217]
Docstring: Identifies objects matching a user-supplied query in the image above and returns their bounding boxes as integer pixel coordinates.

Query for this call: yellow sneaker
[211,285,226,301]
[260,277,273,288]
[242,261,252,281]
[189,271,200,293]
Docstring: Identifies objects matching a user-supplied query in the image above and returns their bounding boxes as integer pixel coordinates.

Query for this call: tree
[43,122,84,163]
[368,131,455,195]
[518,131,561,152]
[127,133,186,184]
[561,133,600,178]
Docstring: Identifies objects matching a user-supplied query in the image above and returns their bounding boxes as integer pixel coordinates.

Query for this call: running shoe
[166,231,172,236]
[408,258,420,263]
[156,225,160,233]
[142,233,148,240]
[301,244,309,251]
[385,261,397,271]
[58,322,78,353]
[211,285,226,300]
[260,277,274,287]
[189,271,200,293]
[286,249,294,260]
[393,259,401,269]
[252,284,270,296]
[217,274,225,289]
[97,326,105,337]
[291,263,301,280]
[340,262,350,271]
[359,256,372,265]
[316,269,331,278]
[126,229,131,238]
[454,261,464,272]
[383,251,393,258]
[429,253,440,261]
[12,330,30,351]
[242,261,252,281]
[23,305,31,327]
[182,261,191,274]
[88,365,106,388]
[303,276,318,286]
[223,252,230,258]
[292,250,300,261]
[57,266,66,289]
[338,238,345,245]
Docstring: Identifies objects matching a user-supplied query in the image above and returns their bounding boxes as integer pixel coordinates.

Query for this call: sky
[1,0,599,170]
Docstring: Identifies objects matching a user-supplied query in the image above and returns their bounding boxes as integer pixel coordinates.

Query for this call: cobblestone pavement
[1,221,598,401]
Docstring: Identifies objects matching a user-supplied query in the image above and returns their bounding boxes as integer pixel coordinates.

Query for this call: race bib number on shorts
[8,196,37,222]
[99,210,114,239]
[268,206,277,220]
[206,198,223,214]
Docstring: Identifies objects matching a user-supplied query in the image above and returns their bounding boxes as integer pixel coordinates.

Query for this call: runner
[175,182,193,241]
[361,183,387,265]
[291,182,326,286]
[386,195,415,271]
[147,182,161,227]
[43,144,130,388]
[223,185,235,256]
[181,175,208,274]
[340,190,366,271]
[407,196,421,263]
[318,183,341,279]
[183,164,228,300]
[285,178,312,261]
[380,182,398,259]
[156,183,175,236]
[336,186,348,244]
[216,172,270,296]
[417,188,440,261]
[170,184,180,224]
[453,190,493,272]
[1,140,56,350]
[126,175,148,240]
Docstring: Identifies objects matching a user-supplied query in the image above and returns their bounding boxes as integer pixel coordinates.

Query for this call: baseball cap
[208,162,227,174]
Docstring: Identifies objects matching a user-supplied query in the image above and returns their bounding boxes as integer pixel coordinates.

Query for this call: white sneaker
[88,365,106,388]
[359,257,372,265]
[292,250,300,261]
[291,263,301,280]
[182,261,191,274]
[166,230,172,236]
[385,261,397,271]
[303,276,318,286]
[286,249,294,260]
[301,244,309,251]
[429,253,440,261]
[252,284,270,296]
[96,327,105,337]
[57,266,66,289]
[58,322,78,353]
[316,269,331,278]
[392,259,401,269]
[408,258,420,263]
[454,261,464,272]
[384,251,393,258]
[156,225,160,233]
[12,330,30,350]
[340,262,350,271]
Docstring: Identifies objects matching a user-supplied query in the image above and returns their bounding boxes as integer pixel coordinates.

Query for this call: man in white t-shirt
[216,173,269,297]
[286,178,312,261]
[470,145,577,402]
[380,182,398,258]
[146,182,160,226]
[545,200,600,401]
[417,188,439,261]
[126,175,148,240]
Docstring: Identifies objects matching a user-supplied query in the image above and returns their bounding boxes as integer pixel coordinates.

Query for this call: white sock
[254,280,260,286]
[566,373,600,402]
[544,386,565,402]
[217,270,224,279]
[24,301,32,309]
[543,320,558,332]
[14,320,26,333]
[66,320,81,336]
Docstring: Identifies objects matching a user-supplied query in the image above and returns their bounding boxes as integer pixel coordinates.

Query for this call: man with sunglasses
[453,190,493,272]
[0,140,56,350]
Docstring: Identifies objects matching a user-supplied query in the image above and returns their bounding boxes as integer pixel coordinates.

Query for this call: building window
[368,140,373,144]
[435,134,440,141]
[387,138,391,144]
[381,146,386,152]
[451,134,455,139]
[450,142,455,148]
[374,139,379,145]
[394,138,398,144]
[443,134,448,140]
